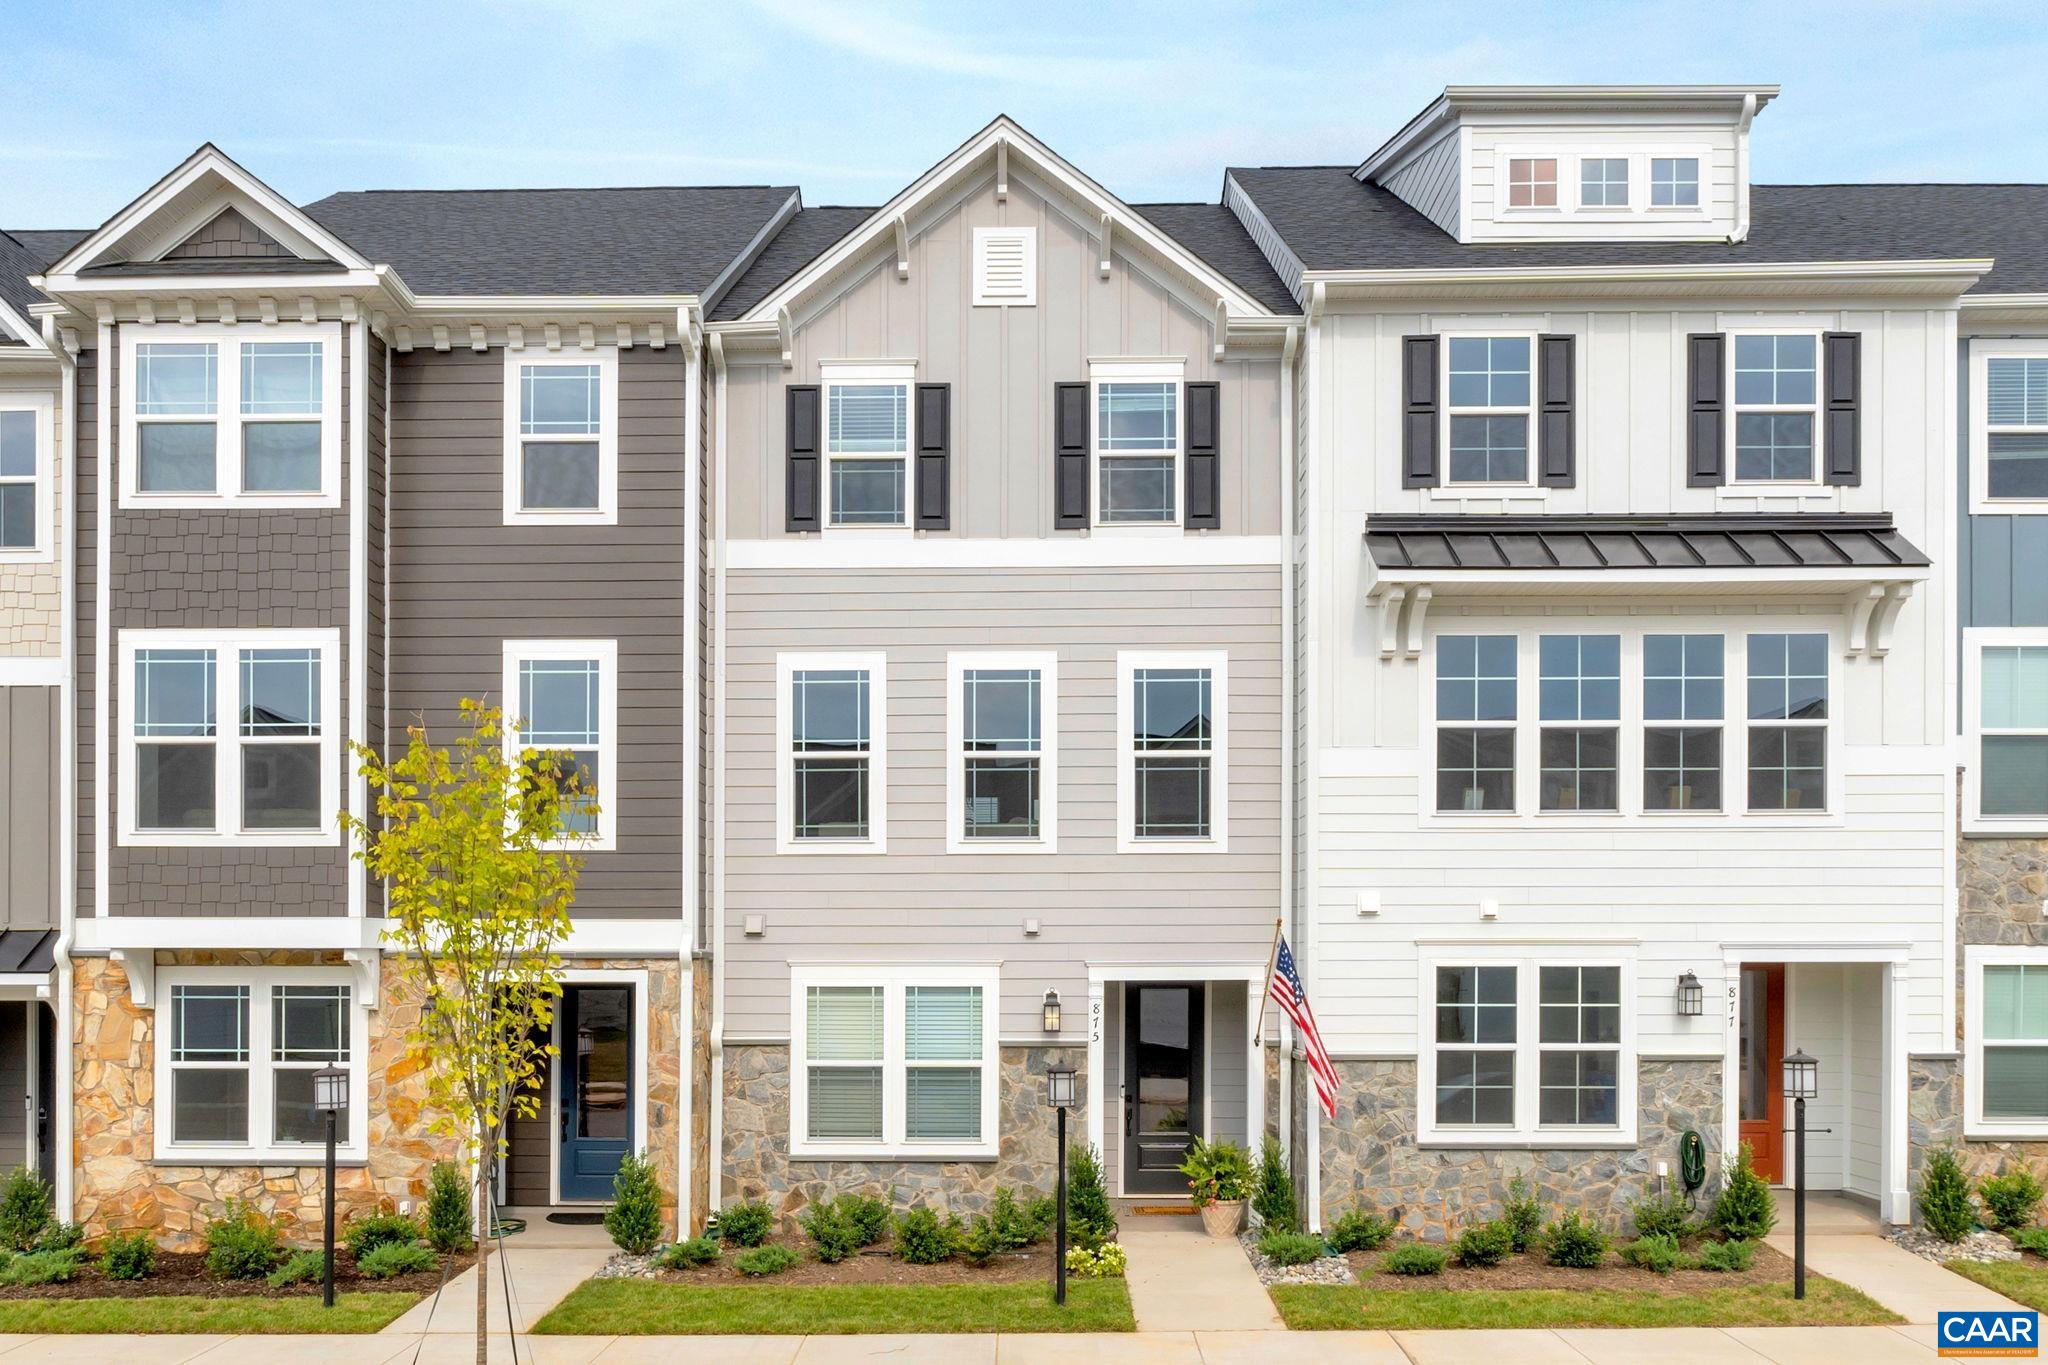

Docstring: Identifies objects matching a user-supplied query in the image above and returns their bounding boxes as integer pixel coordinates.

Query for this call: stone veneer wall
[1949,833,2048,1185]
[592,957,686,1239]
[1318,1058,1722,1239]
[723,1043,1083,1227]
[688,956,712,1234]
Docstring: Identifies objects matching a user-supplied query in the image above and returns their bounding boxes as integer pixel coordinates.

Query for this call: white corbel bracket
[1843,580,1916,658]
[1372,583,1432,658]
[1097,215,1114,278]
[343,949,382,1011]
[777,306,794,369]
[994,138,1009,200]
[1213,298,1229,361]
[109,950,155,1009]
[894,216,910,280]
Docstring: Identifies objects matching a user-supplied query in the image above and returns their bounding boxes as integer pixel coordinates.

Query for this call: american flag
[1270,933,1338,1120]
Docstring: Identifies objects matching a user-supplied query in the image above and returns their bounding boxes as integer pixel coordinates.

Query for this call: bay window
[502,348,618,524]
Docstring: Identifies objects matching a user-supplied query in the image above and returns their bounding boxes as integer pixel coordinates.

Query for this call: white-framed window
[777,651,887,854]
[502,639,618,851]
[1537,634,1620,812]
[1579,157,1629,208]
[1969,339,2048,513]
[154,965,365,1163]
[1419,951,1635,1146]
[0,393,52,560]
[789,965,999,1160]
[118,323,342,508]
[822,363,913,529]
[945,651,1057,853]
[1965,628,2048,835]
[1744,631,1828,812]
[1505,157,1558,209]
[1650,157,1700,208]
[1643,633,1725,812]
[1966,946,2048,1140]
[1494,149,1710,221]
[1730,332,1820,483]
[502,347,619,525]
[118,627,340,847]
[1117,650,1227,852]
[972,227,1037,307]
[1434,633,1518,812]
[1091,361,1182,528]
[1444,336,1533,485]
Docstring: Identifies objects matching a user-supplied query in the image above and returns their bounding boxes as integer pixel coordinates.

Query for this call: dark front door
[32,1003,53,1180]
[1738,965,1786,1184]
[559,985,634,1201]
[1124,983,1203,1195]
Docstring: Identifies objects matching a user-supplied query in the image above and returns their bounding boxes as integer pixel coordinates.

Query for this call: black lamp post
[313,1064,349,1309]
[1046,1062,1076,1307]
[1783,1047,1819,1300]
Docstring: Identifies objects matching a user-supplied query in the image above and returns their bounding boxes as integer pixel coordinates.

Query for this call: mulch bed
[655,1236,1054,1286]
[0,1247,479,1301]
[1350,1238,1794,1294]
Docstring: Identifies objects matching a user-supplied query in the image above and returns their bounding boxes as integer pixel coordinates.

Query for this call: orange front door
[1737,965,1787,1183]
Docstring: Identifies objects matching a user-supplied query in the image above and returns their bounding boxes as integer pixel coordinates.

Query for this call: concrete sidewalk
[380,1242,613,1338]
[1761,1231,2026,1324]
[1119,1211,1283,1331]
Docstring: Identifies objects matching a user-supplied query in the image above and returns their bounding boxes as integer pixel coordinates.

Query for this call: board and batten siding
[1959,336,2048,628]
[720,565,1283,1039]
[0,686,58,929]
[1377,125,1462,240]
[387,344,688,921]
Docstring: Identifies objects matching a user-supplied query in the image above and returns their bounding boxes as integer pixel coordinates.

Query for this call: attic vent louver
[973,227,1037,307]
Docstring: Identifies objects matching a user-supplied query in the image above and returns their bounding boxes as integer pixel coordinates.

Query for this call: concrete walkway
[381,1241,613,1339]
[1762,1230,2026,1324]
[1119,1210,1283,1332]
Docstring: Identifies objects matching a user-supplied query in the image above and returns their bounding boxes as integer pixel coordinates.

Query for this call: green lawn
[1948,1258,2048,1310]
[1271,1277,1900,1331]
[533,1278,1136,1335]
[0,1293,421,1334]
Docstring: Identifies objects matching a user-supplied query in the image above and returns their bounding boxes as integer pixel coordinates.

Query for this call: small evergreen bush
[1544,1212,1610,1269]
[1022,1194,1058,1242]
[0,1247,84,1286]
[735,1244,799,1277]
[1327,1208,1395,1253]
[359,1242,438,1279]
[1920,1148,1977,1243]
[1631,1191,1694,1241]
[801,1198,864,1264]
[1501,1176,1543,1252]
[1382,1242,1448,1276]
[0,1167,52,1253]
[1066,1145,1117,1251]
[2018,1226,2048,1258]
[987,1188,1041,1248]
[895,1206,957,1265]
[1697,1238,1756,1272]
[203,1200,283,1280]
[1981,1166,2045,1233]
[1620,1232,1684,1274]
[1252,1136,1297,1231]
[1258,1229,1327,1266]
[99,1231,157,1281]
[1711,1143,1777,1242]
[1453,1220,1514,1268]
[713,1199,774,1248]
[267,1249,323,1288]
[657,1236,721,1269]
[342,1211,421,1262]
[842,1193,892,1247]
[605,1153,665,1255]
[426,1161,474,1253]
[35,1221,81,1253]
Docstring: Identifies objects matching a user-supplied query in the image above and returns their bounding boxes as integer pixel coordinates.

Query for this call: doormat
[546,1212,608,1226]
[1127,1205,1196,1216]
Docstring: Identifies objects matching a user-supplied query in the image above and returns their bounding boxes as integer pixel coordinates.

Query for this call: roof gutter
[1300,257,1992,301]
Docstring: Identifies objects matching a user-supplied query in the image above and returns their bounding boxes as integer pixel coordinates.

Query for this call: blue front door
[559,985,633,1201]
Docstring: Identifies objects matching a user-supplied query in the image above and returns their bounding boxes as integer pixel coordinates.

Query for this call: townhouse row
[0,82,2043,1245]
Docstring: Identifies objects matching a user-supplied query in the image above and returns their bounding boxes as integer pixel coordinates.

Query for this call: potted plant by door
[1179,1138,1255,1237]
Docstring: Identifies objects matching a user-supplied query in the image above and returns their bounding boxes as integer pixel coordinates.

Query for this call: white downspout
[706,332,729,1214]
[677,303,701,1230]
[1302,286,1325,1231]
[1730,93,1758,244]
[47,316,77,1215]
[1277,323,1299,1172]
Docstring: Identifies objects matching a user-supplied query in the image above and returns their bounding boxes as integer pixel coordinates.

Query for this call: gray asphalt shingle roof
[709,206,873,321]
[1226,168,2048,295]
[1129,202,1298,313]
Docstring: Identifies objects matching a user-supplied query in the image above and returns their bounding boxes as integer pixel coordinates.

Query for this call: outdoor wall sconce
[1675,971,1704,1017]
[1042,989,1062,1034]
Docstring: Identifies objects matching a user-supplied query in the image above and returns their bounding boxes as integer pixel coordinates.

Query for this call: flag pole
[1253,917,1284,1040]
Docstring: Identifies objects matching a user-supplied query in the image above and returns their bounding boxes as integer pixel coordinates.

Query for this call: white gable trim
[0,299,54,357]
[741,117,1275,324]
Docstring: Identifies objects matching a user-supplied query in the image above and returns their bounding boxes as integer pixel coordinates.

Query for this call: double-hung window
[120,324,341,506]
[1731,334,1819,482]
[1971,342,2048,511]
[1966,630,2048,831]
[503,640,617,850]
[1093,364,1181,526]
[1967,949,2048,1138]
[121,628,340,845]
[0,396,50,557]
[1433,965,1517,1126]
[1436,634,1516,812]
[503,348,618,524]
[1746,632,1828,811]
[1538,634,1619,812]
[1445,338,1531,484]
[1537,967,1622,1125]
[779,652,886,852]
[1643,634,1724,812]
[823,365,912,528]
[947,652,1056,851]
[158,967,362,1162]
[791,968,998,1159]
[1651,157,1700,207]
[1118,651,1227,849]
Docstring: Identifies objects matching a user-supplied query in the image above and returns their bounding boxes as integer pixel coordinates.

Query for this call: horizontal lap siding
[389,345,686,921]
[721,565,1284,1038]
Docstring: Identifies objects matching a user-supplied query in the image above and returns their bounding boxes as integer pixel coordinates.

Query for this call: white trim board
[726,535,1286,570]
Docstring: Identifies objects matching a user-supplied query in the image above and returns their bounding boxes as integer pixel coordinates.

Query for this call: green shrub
[204,1200,283,1280]
[342,1211,421,1262]
[657,1236,721,1269]
[0,1167,52,1253]
[100,1230,157,1281]
[989,1188,1043,1248]
[0,1247,84,1286]
[1697,1238,1756,1272]
[425,1161,474,1254]
[1501,1176,1543,1252]
[1327,1208,1395,1253]
[895,1206,957,1265]
[1453,1221,1514,1268]
[1066,1145,1117,1251]
[1620,1232,1685,1274]
[358,1242,438,1279]
[1258,1229,1328,1266]
[1252,1136,1297,1232]
[843,1194,892,1247]
[2016,1226,2048,1258]
[1631,1191,1694,1241]
[1178,1137,1255,1208]
[735,1245,799,1277]
[1544,1212,1610,1269]
[1382,1242,1448,1276]
[713,1200,774,1248]
[1920,1148,1978,1243]
[1982,1167,2046,1233]
[1023,1195,1058,1243]
[605,1152,665,1255]
[267,1249,323,1288]
[802,1198,865,1265]
[35,1221,81,1253]
[1065,1242,1128,1278]
[1711,1143,1778,1242]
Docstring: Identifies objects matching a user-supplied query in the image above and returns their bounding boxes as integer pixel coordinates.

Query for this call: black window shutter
[1823,332,1861,486]
[785,385,822,531]
[1537,333,1575,488]
[1401,335,1440,488]
[1685,334,1726,488]
[1184,381,1221,529]
[1053,382,1089,528]
[914,382,951,528]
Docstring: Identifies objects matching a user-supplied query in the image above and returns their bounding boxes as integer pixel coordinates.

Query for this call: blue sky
[2,0,2043,230]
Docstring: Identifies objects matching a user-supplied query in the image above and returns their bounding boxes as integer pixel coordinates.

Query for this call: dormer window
[1651,158,1700,208]
[1506,159,1557,209]
[1579,159,1629,208]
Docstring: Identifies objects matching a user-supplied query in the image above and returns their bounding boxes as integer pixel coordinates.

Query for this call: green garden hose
[1679,1130,1707,1193]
